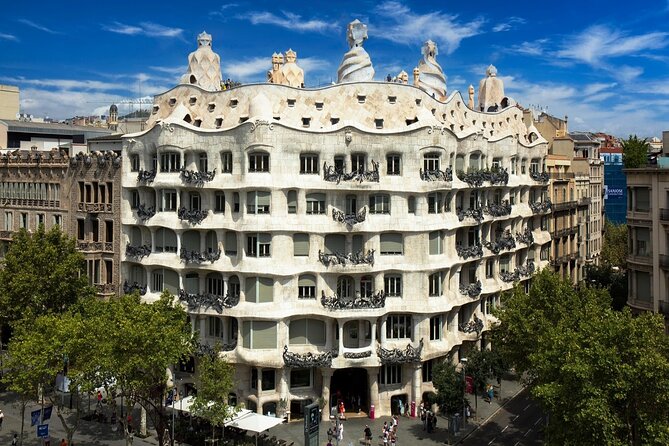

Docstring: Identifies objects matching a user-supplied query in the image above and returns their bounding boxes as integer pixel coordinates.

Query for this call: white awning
[225,410,284,434]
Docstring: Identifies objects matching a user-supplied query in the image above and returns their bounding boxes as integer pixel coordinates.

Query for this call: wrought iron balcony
[516,227,534,245]
[456,244,484,259]
[318,249,375,267]
[322,160,380,184]
[578,197,592,207]
[332,207,366,226]
[459,314,484,335]
[178,289,240,313]
[77,202,113,213]
[77,241,105,252]
[137,169,156,183]
[529,200,552,214]
[457,168,509,187]
[377,339,424,364]
[500,261,536,282]
[530,171,550,183]
[552,200,577,212]
[483,230,516,254]
[180,248,221,263]
[320,290,386,310]
[483,200,512,218]
[180,168,216,185]
[459,280,482,298]
[195,340,237,356]
[178,207,209,225]
[282,346,335,368]
[126,243,151,259]
[136,203,155,221]
[342,350,372,359]
[457,207,484,223]
[123,281,147,296]
[95,283,117,294]
[420,167,453,182]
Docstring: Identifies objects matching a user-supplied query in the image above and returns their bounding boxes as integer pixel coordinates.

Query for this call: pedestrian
[12,433,18,446]
[338,400,345,419]
[421,408,426,430]
[327,425,334,442]
[59,438,68,446]
[389,431,397,446]
[364,425,372,446]
[337,421,344,442]
[0,408,4,430]
[487,384,494,403]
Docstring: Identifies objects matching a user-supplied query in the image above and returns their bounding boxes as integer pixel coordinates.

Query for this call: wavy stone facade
[122,79,550,418]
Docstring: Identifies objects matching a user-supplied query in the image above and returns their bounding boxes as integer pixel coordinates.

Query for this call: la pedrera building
[121,23,551,419]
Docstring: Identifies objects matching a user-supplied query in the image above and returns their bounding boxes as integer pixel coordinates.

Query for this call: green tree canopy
[622,134,650,168]
[601,222,628,269]
[431,360,465,416]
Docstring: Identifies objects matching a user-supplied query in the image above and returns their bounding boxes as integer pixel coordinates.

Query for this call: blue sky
[1,0,669,137]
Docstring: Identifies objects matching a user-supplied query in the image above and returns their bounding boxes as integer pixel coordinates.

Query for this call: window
[635,228,651,256]
[386,315,412,339]
[500,255,510,274]
[208,316,224,338]
[221,151,233,173]
[290,369,312,389]
[247,191,271,214]
[289,319,325,345]
[336,276,353,298]
[160,190,177,212]
[530,158,539,173]
[300,154,319,174]
[155,228,177,253]
[521,159,527,174]
[262,369,276,391]
[429,272,442,296]
[233,192,240,213]
[384,275,402,297]
[375,118,384,129]
[215,192,225,213]
[360,275,373,297]
[225,231,238,255]
[52,214,61,227]
[429,231,443,255]
[130,154,140,172]
[248,152,270,172]
[492,157,502,170]
[635,188,650,212]
[20,213,28,230]
[130,190,140,209]
[198,153,208,172]
[287,190,297,214]
[424,153,440,171]
[206,273,224,296]
[293,233,309,256]
[351,153,366,172]
[245,277,274,303]
[4,212,12,231]
[427,192,443,214]
[189,192,201,211]
[306,193,326,215]
[298,275,316,298]
[370,194,390,214]
[387,154,401,175]
[379,365,402,385]
[380,233,403,255]
[486,259,494,278]
[76,219,84,240]
[246,233,271,257]
[242,321,277,349]
[422,359,434,382]
[160,152,181,172]
[635,271,651,301]
[408,196,416,214]
[429,316,442,341]
[151,268,178,294]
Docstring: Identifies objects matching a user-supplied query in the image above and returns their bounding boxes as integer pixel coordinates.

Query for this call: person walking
[12,434,18,446]
[337,421,344,442]
[327,425,334,443]
[0,409,4,430]
[364,425,372,446]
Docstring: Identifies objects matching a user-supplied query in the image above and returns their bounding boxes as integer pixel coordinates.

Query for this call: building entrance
[330,368,369,415]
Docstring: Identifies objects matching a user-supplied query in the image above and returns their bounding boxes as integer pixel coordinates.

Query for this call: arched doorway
[330,368,369,415]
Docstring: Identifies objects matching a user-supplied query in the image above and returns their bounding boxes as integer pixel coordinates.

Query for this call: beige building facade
[0,85,20,121]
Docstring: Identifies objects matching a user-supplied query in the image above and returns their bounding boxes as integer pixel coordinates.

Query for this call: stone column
[256,368,263,413]
[380,317,386,343]
[150,229,156,252]
[326,320,335,350]
[370,320,377,345]
[368,366,379,415]
[176,230,181,254]
[321,368,333,421]
[199,315,207,339]
[338,321,344,353]
[279,367,289,417]
[412,363,422,409]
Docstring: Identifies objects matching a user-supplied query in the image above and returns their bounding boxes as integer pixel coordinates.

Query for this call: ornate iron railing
[483,200,512,218]
[529,200,552,214]
[195,340,237,357]
[77,202,113,213]
[500,261,536,283]
[320,290,386,310]
[456,244,483,260]
[516,227,534,245]
[459,314,484,335]
[126,243,151,259]
[180,248,221,263]
[318,249,375,267]
[282,346,334,368]
[180,168,216,185]
[178,207,209,225]
[78,241,104,252]
[123,281,147,296]
[343,350,373,359]
[483,230,516,254]
[136,204,155,221]
[457,207,484,223]
[457,168,509,187]
[323,160,379,183]
[377,339,424,364]
[332,207,367,226]
[137,169,156,183]
[95,283,117,294]
[530,171,550,183]
[419,167,453,182]
[459,280,482,298]
[178,289,240,313]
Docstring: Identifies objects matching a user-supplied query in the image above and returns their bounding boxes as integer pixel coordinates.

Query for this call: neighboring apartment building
[601,146,626,224]
[121,29,551,418]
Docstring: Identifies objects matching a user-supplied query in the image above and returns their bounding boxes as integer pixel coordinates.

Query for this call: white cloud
[583,82,617,96]
[0,76,126,91]
[509,39,548,56]
[17,19,61,34]
[238,11,338,33]
[0,32,18,41]
[103,21,184,38]
[297,57,330,74]
[222,57,269,80]
[492,17,526,33]
[372,1,485,54]
[149,65,186,75]
[210,3,239,17]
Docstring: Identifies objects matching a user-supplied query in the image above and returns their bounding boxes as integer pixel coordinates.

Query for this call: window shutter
[289,319,307,344]
[325,234,346,254]
[245,277,257,303]
[242,321,251,348]
[225,231,237,254]
[307,319,326,345]
[293,234,310,256]
[429,231,440,255]
[164,269,179,294]
[287,190,297,213]
[257,277,273,302]
[252,321,276,349]
[381,233,403,254]
[298,274,316,287]
[258,191,271,206]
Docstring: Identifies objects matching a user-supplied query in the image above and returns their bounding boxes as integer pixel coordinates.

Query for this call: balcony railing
[180,168,216,185]
[137,168,156,183]
[458,314,484,335]
[578,197,592,207]
[457,207,484,223]
[323,161,379,184]
[320,290,386,310]
[126,243,151,259]
[195,340,237,356]
[456,244,483,259]
[530,171,550,183]
[530,200,552,214]
[483,230,516,254]
[178,207,209,225]
[377,339,424,364]
[95,283,117,295]
[500,261,536,283]
[661,209,669,222]
[457,168,509,187]
[123,281,147,296]
[77,202,112,213]
[136,204,155,221]
[420,167,453,182]
[0,198,61,208]
[459,280,482,298]
[283,346,335,368]
[180,248,221,263]
[552,201,577,212]
[77,241,112,252]
[548,172,575,181]
[332,207,366,226]
[178,289,240,313]
[482,201,512,218]
[318,249,375,267]
[516,227,534,245]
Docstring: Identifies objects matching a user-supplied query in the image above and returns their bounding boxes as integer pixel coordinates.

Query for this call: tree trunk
[140,406,147,436]
[19,399,26,446]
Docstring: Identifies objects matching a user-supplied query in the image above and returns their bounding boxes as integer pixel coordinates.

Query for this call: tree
[461,349,508,416]
[189,346,236,443]
[494,269,669,445]
[584,264,628,311]
[601,222,628,269]
[622,135,650,168]
[431,360,465,416]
